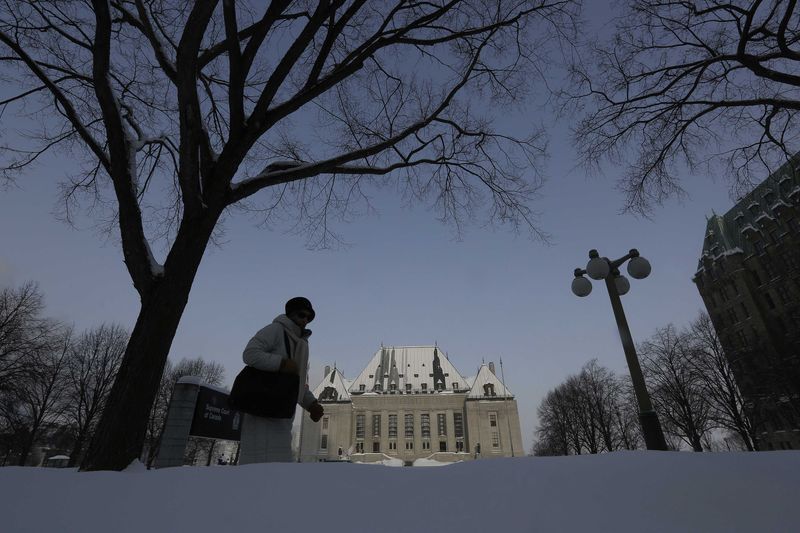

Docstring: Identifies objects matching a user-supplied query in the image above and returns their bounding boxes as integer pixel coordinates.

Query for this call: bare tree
[13,327,72,465]
[0,283,49,389]
[568,0,800,213]
[144,356,225,467]
[63,324,128,467]
[533,360,641,456]
[0,0,577,471]
[640,325,713,451]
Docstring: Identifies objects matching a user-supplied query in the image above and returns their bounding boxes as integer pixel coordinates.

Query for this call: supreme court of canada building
[298,345,524,464]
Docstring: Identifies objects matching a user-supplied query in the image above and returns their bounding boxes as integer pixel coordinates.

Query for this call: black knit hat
[285,297,315,322]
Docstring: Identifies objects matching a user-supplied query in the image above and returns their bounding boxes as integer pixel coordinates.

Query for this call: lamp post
[571,248,668,451]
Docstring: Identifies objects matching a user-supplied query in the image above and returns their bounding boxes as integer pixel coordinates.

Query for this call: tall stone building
[693,158,800,450]
[299,345,524,463]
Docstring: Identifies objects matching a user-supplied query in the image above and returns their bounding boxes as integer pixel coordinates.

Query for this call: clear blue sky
[0,2,740,452]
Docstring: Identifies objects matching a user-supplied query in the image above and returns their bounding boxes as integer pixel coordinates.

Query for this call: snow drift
[2,451,798,532]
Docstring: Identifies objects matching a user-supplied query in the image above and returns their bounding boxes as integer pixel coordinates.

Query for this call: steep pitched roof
[348,345,467,394]
[312,367,351,403]
[467,364,513,399]
[696,154,800,273]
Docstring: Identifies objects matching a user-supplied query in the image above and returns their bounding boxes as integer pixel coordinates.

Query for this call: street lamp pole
[572,249,668,451]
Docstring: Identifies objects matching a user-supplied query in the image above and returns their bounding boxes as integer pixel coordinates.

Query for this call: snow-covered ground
[2,451,799,532]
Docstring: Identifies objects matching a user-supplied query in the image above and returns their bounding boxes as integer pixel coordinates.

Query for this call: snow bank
[412,458,454,467]
[2,451,799,532]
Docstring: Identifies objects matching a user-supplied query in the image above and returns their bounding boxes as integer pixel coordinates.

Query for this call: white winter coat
[238,314,317,464]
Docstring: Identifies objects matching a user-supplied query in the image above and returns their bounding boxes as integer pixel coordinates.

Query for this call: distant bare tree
[568,1,800,213]
[144,356,225,468]
[0,283,49,389]
[1,0,577,471]
[534,385,574,456]
[533,360,641,456]
[687,313,757,450]
[14,327,72,465]
[63,324,128,466]
[640,325,713,451]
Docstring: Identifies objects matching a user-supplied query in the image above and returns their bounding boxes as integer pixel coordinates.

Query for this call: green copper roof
[698,156,800,270]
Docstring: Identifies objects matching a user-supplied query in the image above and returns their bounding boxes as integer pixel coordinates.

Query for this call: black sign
[189,385,242,441]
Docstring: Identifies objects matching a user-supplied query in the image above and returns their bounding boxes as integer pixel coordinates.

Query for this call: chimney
[488,362,496,375]
[324,365,331,378]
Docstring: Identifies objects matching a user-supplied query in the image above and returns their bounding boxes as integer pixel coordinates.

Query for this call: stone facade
[693,157,800,450]
[299,346,524,463]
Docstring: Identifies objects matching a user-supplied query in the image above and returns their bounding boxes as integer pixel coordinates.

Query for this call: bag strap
[283,329,292,360]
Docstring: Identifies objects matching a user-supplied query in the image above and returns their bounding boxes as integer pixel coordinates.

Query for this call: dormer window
[763,190,776,203]
[748,202,760,215]
[483,383,496,397]
[359,384,366,392]
[421,383,428,391]
[374,383,383,392]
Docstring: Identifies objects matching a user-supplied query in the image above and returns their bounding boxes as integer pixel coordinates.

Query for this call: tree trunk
[205,439,216,466]
[80,212,220,471]
[68,429,87,468]
[18,419,41,466]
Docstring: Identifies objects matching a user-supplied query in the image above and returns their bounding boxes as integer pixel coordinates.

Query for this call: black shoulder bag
[228,330,299,419]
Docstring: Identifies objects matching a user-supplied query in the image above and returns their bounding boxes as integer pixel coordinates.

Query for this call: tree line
[0,282,224,467]
[534,313,757,455]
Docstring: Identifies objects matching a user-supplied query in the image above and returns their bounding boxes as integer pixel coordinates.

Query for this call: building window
[405,441,414,450]
[421,414,431,438]
[359,384,365,392]
[437,413,447,437]
[320,434,328,450]
[439,441,447,452]
[422,440,430,450]
[454,413,464,439]
[405,414,414,438]
[356,442,364,453]
[374,383,383,392]
[736,330,748,346]
[389,441,397,450]
[456,441,464,452]
[483,383,496,397]
[740,302,750,318]
[372,414,381,437]
[765,292,776,309]
[491,431,500,448]
[389,414,397,438]
[730,281,739,295]
[405,383,412,392]
[373,442,380,453]
[389,383,397,391]
[753,240,765,255]
[322,417,329,430]
[489,412,498,427]
[421,383,428,391]
[356,414,365,439]
[763,261,776,280]
[452,382,458,390]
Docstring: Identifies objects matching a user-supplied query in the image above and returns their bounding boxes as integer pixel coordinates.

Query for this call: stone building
[693,157,800,450]
[299,345,524,463]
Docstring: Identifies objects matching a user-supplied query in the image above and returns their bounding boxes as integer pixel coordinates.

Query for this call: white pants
[238,414,294,464]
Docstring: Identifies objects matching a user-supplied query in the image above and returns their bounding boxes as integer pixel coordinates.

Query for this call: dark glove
[279,358,299,374]
[308,401,324,422]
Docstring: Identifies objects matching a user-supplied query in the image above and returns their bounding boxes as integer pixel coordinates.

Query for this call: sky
[0,2,741,452]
